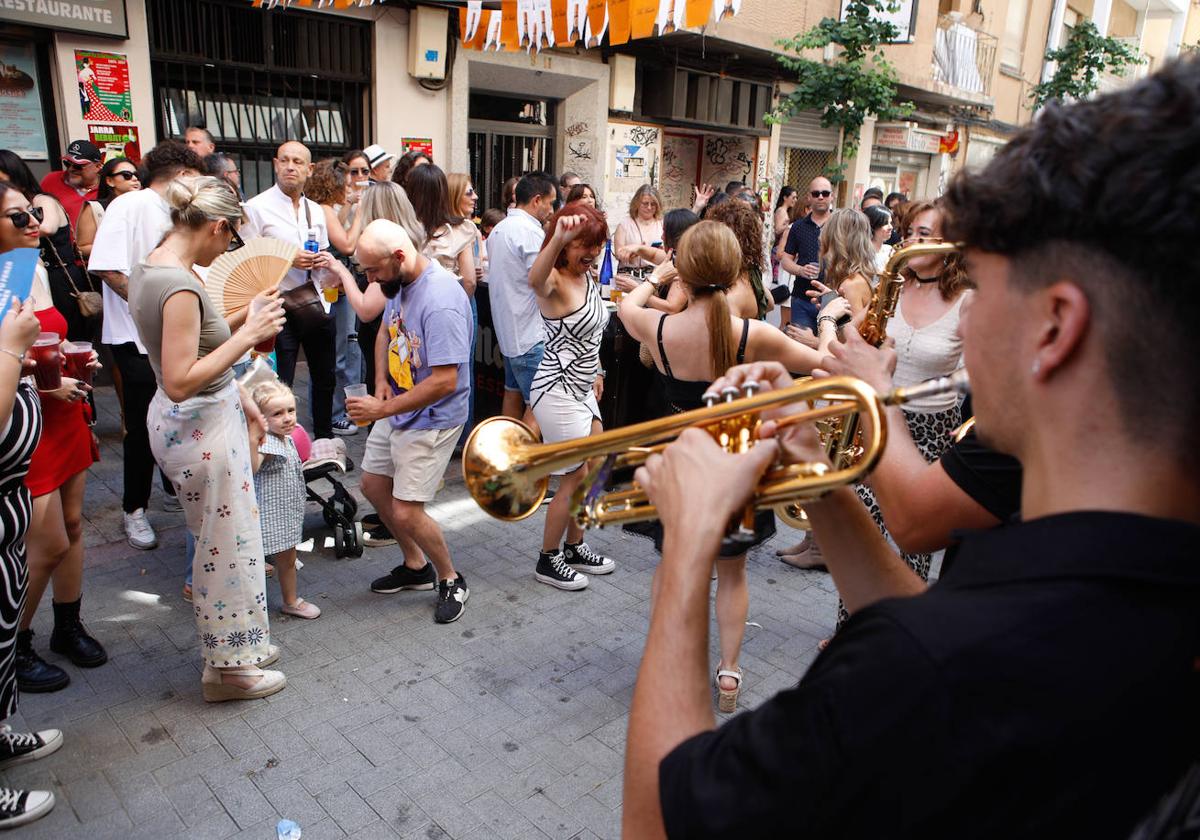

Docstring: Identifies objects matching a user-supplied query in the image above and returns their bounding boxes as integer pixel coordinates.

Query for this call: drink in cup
[344,383,370,427]
[31,333,62,391]
[322,285,339,304]
[64,341,94,386]
[249,297,278,354]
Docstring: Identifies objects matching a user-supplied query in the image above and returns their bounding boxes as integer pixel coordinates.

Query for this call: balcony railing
[932,14,998,99]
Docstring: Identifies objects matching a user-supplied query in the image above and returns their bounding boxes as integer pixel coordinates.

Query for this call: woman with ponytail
[128,176,289,702]
[616,221,849,713]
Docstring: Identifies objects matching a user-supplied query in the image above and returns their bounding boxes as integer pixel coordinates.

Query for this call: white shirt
[241,184,329,293]
[88,187,174,351]
[888,291,967,413]
[485,208,546,357]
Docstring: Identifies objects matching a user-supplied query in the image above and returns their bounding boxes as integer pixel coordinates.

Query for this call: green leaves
[1030,20,1145,109]
[772,0,913,173]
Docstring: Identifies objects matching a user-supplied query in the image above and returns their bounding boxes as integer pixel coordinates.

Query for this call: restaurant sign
[0,0,129,40]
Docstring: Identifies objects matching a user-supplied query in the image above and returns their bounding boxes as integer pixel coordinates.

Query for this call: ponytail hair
[163,175,243,230]
[674,221,742,379]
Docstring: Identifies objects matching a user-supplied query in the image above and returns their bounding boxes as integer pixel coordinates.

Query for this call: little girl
[250,381,320,619]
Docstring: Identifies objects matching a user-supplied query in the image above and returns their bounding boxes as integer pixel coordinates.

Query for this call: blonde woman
[817,208,877,329]
[618,221,849,712]
[614,184,666,271]
[129,176,288,701]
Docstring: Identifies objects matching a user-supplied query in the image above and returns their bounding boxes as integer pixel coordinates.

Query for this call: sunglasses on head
[3,206,44,229]
[811,190,832,198]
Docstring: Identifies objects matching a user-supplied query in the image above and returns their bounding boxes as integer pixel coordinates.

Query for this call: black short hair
[863,204,892,233]
[663,208,699,250]
[884,191,906,208]
[862,187,884,202]
[943,56,1200,453]
[700,190,732,219]
[0,150,42,199]
[724,179,745,194]
[143,140,205,185]
[515,171,556,206]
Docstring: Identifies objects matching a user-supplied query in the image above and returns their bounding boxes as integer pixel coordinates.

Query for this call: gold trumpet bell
[461,417,548,521]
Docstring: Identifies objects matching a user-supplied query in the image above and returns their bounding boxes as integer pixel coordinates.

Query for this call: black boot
[15,630,69,693]
[48,598,107,668]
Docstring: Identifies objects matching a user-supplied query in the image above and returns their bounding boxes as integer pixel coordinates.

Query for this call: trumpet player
[623,58,1200,838]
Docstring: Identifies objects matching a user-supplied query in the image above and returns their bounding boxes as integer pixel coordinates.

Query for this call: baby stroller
[303,438,363,559]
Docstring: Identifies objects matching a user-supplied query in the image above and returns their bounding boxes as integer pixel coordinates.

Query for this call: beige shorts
[361,423,463,502]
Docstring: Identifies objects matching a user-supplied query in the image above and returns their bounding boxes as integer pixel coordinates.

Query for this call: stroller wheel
[333,523,347,558]
[323,507,340,530]
[347,522,364,558]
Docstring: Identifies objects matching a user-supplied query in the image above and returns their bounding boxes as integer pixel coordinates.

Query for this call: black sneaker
[370,562,436,593]
[15,630,68,693]
[535,551,588,591]
[0,726,63,771]
[434,574,470,624]
[0,787,55,829]
[362,525,397,547]
[563,541,615,575]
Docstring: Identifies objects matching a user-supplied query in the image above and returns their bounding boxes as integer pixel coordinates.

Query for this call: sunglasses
[225,226,245,252]
[349,167,370,176]
[2,206,44,229]
[811,190,832,198]
[465,188,476,197]
[111,170,138,181]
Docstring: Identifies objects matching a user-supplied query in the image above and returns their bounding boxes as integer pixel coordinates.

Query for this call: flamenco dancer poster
[75,50,133,123]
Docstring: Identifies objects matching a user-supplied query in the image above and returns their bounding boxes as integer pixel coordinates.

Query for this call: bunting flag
[586,0,608,45]
[501,0,520,50]
[684,0,708,28]
[484,12,504,49]
[607,0,631,45]
[463,0,483,42]
[630,0,658,39]
[712,0,739,20]
[551,0,571,43]
[566,0,587,40]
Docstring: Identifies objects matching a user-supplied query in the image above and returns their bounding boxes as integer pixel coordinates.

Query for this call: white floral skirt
[150,382,271,667]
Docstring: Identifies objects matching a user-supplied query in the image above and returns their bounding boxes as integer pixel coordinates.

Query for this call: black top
[655,314,749,413]
[660,512,1200,839]
[783,214,823,321]
[40,224,96,342]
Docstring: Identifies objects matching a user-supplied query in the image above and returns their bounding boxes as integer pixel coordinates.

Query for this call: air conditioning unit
[610,55,637,113]
[409,6,449,81]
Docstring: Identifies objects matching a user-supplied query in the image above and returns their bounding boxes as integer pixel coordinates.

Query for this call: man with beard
[40,140,101,228]
[345,220,473,624]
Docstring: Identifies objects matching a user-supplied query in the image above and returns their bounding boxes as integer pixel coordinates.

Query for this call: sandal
[201,664,286,702]
[182,583,192,603]
[281,598,321,620]
[715,665,743,714]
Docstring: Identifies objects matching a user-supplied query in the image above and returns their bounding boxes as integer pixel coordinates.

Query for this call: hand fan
[204,237,298,316]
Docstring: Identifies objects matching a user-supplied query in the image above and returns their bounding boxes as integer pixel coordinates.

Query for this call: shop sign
[0,42,49,159]
[75,50,132,122]
[87,122,140,164]
[0,0,128,40]
[875,124,943,155]
[402,137,434,158]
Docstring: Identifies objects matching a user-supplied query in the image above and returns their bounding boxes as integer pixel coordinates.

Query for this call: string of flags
[250,0,382,8]
[462,0,740,52]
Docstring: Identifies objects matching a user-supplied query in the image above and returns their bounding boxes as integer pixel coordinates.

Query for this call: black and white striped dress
[0,382,42,716]
[530,278,610,474]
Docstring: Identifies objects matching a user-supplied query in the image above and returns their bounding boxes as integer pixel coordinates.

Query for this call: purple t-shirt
[383,260,472,431]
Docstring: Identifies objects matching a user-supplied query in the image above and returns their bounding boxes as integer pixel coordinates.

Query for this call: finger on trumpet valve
[720,386,739,403]
[742,380,760,398]
[703,391,718,407]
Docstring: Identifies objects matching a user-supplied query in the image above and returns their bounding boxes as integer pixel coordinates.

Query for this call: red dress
[25,307,96,497]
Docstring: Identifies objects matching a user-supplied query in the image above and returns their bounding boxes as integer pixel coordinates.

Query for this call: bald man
[242,141,336,438]
[346,220,473,624]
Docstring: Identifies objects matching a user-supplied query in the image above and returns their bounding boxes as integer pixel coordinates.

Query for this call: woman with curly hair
[704,198,772,320]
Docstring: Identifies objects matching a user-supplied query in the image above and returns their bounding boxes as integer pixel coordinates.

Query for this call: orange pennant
[630,0,658,39]
[551,0,571,44]
[684,0,709,27]
[586,0,607,41]
[609,0,632,44]
[501,0,520,50]
[471,10,492,49]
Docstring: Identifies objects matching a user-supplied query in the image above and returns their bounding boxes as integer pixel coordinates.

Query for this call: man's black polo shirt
[783,214,823,325]
[660,512,1200,839]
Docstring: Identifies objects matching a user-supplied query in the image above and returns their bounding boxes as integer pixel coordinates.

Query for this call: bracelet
[0,348,24,365]
[817,315,838,330]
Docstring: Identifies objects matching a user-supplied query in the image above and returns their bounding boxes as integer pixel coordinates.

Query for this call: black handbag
[279,197,331,332]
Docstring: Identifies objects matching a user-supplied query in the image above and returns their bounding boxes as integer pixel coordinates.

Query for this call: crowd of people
[0,56,1195,835]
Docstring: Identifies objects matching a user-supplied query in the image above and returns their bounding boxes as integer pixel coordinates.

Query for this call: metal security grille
[468,93,555,211]
[781,147,833,194]
[146,0,370,197]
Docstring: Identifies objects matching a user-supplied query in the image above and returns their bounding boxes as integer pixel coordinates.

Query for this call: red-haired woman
[527,202,614,591]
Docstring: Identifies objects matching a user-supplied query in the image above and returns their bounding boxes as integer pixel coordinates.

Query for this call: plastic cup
[344,383,370,427]
[31,333,62,391]
[248,298,277,354]
[322,286,339,304]
[64,341,94,386]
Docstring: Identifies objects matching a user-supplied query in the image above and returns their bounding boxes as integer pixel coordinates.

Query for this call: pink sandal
[281,598,321,619]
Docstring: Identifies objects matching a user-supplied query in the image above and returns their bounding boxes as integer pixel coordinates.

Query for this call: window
[1001,0,1030,72]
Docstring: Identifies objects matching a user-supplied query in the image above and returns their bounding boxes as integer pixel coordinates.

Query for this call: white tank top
[888,291,966,413]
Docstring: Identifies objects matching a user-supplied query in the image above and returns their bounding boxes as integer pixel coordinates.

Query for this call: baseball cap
[63,140,102,165]
[363,144,395,169]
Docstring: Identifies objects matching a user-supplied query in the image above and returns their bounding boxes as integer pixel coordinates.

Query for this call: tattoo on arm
[97,271,129,301]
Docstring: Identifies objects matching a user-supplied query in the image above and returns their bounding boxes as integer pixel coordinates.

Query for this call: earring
[1031,358,1041,376]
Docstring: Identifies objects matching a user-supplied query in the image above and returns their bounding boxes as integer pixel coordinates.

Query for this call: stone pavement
[1,366,842,839]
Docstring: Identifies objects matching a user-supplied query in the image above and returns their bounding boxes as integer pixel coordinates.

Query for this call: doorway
[468,92,555,211]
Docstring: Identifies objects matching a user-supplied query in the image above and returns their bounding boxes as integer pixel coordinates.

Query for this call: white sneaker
[0,787,55,829]
[123,509,158,550]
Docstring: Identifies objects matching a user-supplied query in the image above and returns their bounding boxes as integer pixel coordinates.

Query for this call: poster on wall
[75,50,133,123]
[402,138,434,158]
[607,122,661,223]
[0,43,49,160]
[88,123,142,165]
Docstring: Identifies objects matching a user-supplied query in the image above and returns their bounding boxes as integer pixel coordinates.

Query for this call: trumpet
[461,371,970,531]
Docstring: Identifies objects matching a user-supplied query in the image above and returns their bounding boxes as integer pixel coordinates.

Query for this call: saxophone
[779,240,963,529]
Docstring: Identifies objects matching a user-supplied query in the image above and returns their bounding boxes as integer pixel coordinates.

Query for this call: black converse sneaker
[434,574,469,623]
[0,726,63,770]
[563,541,615,575]
[0,787,54,829]
[370,562,436,594]
[535,551,588,591]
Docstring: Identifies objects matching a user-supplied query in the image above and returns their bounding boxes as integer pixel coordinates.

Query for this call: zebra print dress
[0,382,43,716]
